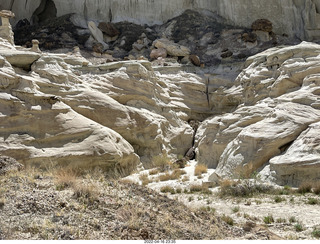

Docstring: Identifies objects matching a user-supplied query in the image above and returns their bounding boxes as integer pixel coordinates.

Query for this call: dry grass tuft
[149,168,160,175]
[297,181,312,194]
[72,182,99,204]
[152,154,171,172]
[158,169,186,181]
[160,186,175,194]
[312,181,320,195]
[54,168,78,190]
[139,173,150,186]
[194,164,208,176]
[189,184,211,194]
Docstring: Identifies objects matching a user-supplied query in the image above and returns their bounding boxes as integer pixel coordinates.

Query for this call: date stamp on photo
[144,240,176,244]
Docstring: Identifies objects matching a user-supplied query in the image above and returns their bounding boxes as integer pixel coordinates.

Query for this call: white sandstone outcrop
[196,42,320,185]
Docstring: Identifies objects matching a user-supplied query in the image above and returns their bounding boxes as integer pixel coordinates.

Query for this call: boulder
[153,38,190,57]
[98,22,120,37]
[150,48,167,60]
[270,121,320,186]
[0,49,41,70]
[87,21,108,50]
[189,55,201,66]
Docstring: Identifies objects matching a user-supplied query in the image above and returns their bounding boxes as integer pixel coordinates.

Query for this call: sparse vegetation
[297,181,312,194]
[149,168,160,175]
[276,218,286,223]
[72,182,99,204]
[158,169,186,181]
[160,186,175,194]
[307,198,318,205]
[219,179,273,197]
[274,196,285,203]
[194,164,208,176]
[152,154,171,172]
[221,214,234,225]
[199,206,216,214]
[294,223,304,232]
[312,228,320,238]
[263,215,274,224]
[312,182,320,195]
[54,168,78,190]
[139,173,150,186]
[232,206,240,213]
[189,184,212,194]
[289,216,297,223]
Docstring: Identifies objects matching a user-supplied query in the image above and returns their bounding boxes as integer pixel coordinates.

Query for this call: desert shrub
[312,182,320,195]
[221,215,234,225]
[289,216,297,223]
[160,186,175,194]
[295,223,304,232]
[182,175,189,182]
[194,164,208,176]
[152,154,170,172]
[274,196,285,203]
[149,168,160,175]
[158,173,172,182]
[55,168,78,190]
[219,179,273,197]
[139,173,150,186]
[72,182,99,204]
[189,184,211,194]
[232,206,240,213]
[298,181,312,194]
[198,206,216,214]
[276,218,286,223]
[307,198,318,205]
[312,228,320,238]
[176,188,182,194]
[158,169,186,181]
[263,215,274,224]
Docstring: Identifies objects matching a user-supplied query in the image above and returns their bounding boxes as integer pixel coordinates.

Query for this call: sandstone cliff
[2,0,320,40]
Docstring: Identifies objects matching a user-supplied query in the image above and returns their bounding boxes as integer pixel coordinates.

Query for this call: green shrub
[312,228,320,238]
[221,215,234,225]
[295,223,304,232]
[274,196,285,203]
[232,206,240,213]
[263,215,274,224]
[289,216,297,223]
[307,198,318,205]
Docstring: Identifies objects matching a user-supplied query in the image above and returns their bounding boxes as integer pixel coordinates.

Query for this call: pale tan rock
[270,121,320,186]
[87,21,109,50]
[0,49,41,69]
[150,48,167,60]
[153,38,190,57]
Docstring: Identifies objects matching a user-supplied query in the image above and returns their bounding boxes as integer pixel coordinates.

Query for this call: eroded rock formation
[2,0,320,40]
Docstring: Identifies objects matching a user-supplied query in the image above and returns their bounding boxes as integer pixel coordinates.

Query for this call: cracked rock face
[196,42,320,186]
[1,29,320,185]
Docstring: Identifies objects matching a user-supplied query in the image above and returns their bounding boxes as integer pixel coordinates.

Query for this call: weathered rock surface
[270,121,320,186]
[5,0,320,41]
[0,155,23,175]
[153,38,190,57]
[196,42,320,184]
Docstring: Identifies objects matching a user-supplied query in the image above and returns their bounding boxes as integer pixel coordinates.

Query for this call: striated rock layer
[196,42,320,186]
[2,0,320,40]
